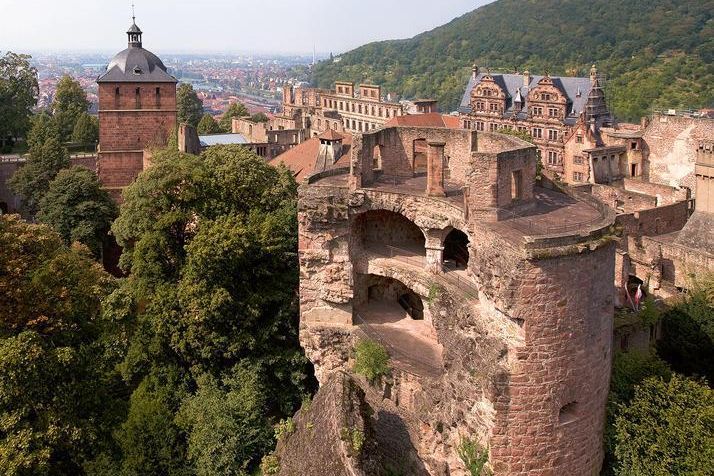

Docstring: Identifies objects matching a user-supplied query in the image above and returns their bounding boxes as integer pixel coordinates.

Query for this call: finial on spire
[132,2,136,23]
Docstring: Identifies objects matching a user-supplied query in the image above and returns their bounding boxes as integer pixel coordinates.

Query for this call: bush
[614,374,714,475]
[274,417,295,442]
[457,438,490,476]
[260,454,280,475]
[657,282,714,382]
[353,339,390,383]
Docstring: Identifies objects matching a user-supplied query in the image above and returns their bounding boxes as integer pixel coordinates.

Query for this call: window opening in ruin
[511,170,523,202]
[631,163,638,177]
[372,144,382,170]
[443,229,469,270]
[559,401,579,424]
[413,138,428,173]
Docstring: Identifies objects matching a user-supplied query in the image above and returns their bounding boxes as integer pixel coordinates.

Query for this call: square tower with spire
[96,14,177,201]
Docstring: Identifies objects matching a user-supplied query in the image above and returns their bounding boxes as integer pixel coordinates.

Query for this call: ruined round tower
[296,125,616,475]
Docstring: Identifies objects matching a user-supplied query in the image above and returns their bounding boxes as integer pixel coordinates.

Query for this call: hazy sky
[2,0,493,55]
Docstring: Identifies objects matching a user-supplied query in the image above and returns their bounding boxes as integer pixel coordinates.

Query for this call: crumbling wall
[643,114,714,191]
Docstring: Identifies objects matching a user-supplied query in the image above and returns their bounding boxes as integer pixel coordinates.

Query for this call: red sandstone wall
[643,114,713,191]
[97,82,176,194]
[98,82,177,111]
[489,243,615,475]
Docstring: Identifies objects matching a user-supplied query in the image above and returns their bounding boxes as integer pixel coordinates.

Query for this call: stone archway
[443,228,470,270]
[353,209,426,258]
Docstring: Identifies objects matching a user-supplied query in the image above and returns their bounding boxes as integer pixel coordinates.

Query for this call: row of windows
[472,102,562,119]
[547,150,562,165]
[114,86,162,109]
[323,97,399,119]
[345,119,378,132]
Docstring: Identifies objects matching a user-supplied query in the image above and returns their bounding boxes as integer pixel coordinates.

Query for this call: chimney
[523,70,531,88]
[426,141,446,197]
[472,63,479,80]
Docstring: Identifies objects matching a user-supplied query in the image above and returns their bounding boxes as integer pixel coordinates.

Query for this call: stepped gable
[458,71,592,124]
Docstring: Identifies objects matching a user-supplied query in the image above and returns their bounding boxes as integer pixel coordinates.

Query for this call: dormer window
[133,65,142,75]
[541,93,551,101]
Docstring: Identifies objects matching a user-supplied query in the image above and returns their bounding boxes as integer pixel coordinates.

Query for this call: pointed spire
[127,3,142,48]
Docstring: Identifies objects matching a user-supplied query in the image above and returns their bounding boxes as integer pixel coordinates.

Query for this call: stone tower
[295,125,617,474]
[96,16,177,201]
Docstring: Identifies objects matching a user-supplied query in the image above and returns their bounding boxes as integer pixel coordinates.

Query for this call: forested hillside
[312,0,714,121]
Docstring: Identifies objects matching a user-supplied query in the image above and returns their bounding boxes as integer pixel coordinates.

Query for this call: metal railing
[353,312,443,378]
[366,243,480,301]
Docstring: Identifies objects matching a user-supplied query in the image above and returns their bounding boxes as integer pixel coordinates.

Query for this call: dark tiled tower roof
[97,19,177,84]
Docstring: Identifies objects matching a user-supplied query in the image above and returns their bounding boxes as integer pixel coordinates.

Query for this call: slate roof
[97,23,176,84]
[198,133,248,147]
[458,72,593,125]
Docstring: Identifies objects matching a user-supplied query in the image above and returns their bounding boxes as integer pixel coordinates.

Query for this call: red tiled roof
[270,133,352,182]
[384,112,461,129]
[318,128,344,141]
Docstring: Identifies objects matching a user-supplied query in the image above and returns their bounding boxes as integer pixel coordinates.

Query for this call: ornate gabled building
[96,17,177,201]
[458,65,611,177]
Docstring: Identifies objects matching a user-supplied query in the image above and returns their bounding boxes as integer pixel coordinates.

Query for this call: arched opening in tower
[443,228,470,270]
[354,209,425,262]
[354,273,442,376]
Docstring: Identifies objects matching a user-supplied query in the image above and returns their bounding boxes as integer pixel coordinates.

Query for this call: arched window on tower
[135,87,141,109]
[155,87,161,107]
[114,87,120,108]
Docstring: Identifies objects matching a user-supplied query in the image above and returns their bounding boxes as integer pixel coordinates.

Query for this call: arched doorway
[443,229,469,270]
[355,273,442,376]
[354,209,425,258]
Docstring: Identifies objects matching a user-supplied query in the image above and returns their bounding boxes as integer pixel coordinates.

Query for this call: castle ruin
[295,125,618,474]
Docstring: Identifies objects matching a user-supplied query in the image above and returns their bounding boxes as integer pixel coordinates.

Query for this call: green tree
[71,112,99,145]
[25,112,61,152]
[614,374,714,476]
[250,112,269,123]
[176,83,203,128]
[0,52,38,149]
[657,276,714,382]
[218,102,249,132]
[0,215,120,475]
[106,145,314,473]
[177,365,273,476]
[603,350,672,474]
[113,370,191,476]
[37,166,118,259]
[53,75,89,142]
[196,113,220,135]
[8,118,70,215]
[353,339,390,383]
